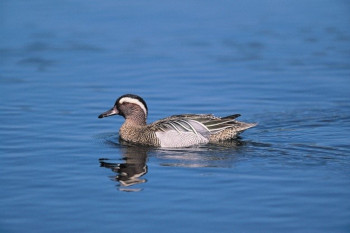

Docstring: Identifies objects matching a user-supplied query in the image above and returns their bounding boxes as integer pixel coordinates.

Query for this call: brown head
[98,94,148,125]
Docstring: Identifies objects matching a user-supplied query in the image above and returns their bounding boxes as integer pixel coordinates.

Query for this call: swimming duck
[98,94,256,147]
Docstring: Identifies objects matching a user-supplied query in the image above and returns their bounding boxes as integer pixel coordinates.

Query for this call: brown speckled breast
[120,122,160,146]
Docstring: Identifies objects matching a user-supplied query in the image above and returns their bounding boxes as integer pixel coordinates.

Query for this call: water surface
[1,0,350,232]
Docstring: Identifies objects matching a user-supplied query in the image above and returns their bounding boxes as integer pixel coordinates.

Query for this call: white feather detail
[155,130,209,147]
[155,119,210,147]
[119,97,147,116]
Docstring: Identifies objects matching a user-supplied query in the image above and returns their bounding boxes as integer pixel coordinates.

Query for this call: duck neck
[124,113,147,126]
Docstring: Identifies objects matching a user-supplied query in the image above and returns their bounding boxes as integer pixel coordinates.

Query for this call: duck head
[98,94,148,122]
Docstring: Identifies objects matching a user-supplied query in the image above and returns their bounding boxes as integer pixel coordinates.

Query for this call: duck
[98,94,256,148]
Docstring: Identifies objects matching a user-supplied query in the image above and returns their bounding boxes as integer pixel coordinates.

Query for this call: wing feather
[150,113,254,137]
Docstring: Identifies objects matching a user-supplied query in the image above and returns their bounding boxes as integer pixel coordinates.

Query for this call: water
[1,0,350,232]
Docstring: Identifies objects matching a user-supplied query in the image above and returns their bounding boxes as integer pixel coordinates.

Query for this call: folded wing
[151,114,255,147]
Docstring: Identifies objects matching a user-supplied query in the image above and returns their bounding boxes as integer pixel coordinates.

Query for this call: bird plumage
[98,94,256,148]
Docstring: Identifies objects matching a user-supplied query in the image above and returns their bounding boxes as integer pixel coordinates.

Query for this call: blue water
[1,0,350,232]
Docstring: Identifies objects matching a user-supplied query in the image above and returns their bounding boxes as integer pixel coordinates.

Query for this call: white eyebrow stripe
[119,97,147,116]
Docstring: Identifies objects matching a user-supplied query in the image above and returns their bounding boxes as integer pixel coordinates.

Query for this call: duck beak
[98,106,119,118]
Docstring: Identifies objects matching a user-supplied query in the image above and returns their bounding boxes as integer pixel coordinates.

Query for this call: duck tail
[237,122,257,132]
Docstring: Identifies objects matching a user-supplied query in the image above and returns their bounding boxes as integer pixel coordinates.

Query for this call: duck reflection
[99,138,251,191]
[99,142,149,191]
[156,139,245,168]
